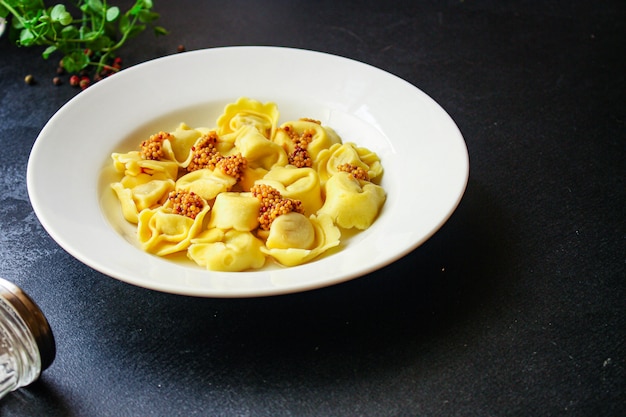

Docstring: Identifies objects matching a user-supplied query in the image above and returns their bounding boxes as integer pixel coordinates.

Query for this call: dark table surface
[1,1,624,416]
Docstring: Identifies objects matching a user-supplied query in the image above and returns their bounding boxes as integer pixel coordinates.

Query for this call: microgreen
[0,0,167,74]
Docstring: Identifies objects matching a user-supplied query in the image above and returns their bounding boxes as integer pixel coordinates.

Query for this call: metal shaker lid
[0,277,56,374]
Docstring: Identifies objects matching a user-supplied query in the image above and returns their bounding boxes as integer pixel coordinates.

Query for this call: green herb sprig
[0,0,167,75]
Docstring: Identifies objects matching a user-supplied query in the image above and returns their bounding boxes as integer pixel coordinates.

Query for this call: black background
[0,1,624,416]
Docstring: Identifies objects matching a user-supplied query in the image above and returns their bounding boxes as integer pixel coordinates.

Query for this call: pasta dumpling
[265,212,315,250]
[314,142,384,186]
[175,168,238,201]
[317,172,386,230]
[256,166,323,215]
[188,230,266,272]
[160,124,209,167]
[137,197,211,256]
[111,151,179,180]
[261,213,341,267]
[216,97,280,139]
[111,176,175,223]
[208,192,261,231]
[234,125,289,170]
[274,119,342,163]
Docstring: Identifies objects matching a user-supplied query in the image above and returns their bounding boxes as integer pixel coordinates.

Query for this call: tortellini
[265,212,315,250]
[188,229,266,272]
[111,151,179,179]
[111,176,175,223]
[274,119,342,161]
[255,166,323,215]
[317,172,386,230]
[261,213,341,267]
[208,192,261,231]
[108,97,386,272]
[234,125,288,170]
[217,97,280,139]
[175,168,237,201]
[137,199,211,256]
[160,124,205,166]
[314,142,384,187]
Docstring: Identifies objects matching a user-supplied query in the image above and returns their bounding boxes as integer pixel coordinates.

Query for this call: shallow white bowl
[27,46,469,297]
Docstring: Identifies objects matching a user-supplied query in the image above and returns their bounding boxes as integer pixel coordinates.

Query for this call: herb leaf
[1,0,165,76]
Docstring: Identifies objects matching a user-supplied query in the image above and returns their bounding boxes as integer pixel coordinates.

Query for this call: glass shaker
[0,277,55,399]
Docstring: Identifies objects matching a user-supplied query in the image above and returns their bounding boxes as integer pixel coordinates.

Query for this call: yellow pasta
[314,142,384,187]
[317,172,386,230]
[137,197,211,256]
[111,151,179,179]
[233,125,289,170]
[273,119,342,164]
[160,124,209,167]
[255,166,323,215]
[111,177,175,224]
[207,192,261,232]
[108,97,386,272]
[216,97,280,139]
[260,214,341,267]
[188,229,266,272]
[175,168,237,201]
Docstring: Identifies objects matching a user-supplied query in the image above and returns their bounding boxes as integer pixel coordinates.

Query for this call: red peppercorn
[79,77,90,90]
[69,75,80,87]
[52,77,62,86]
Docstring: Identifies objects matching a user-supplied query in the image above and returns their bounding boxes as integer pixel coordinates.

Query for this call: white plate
[27,46,468,297]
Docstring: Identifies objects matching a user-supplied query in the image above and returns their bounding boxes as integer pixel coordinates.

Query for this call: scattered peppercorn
[98,66,115,79]
[177,44,186,53]
[167,190,204,219]
[251,184,304,230]
[69,75,80,87]
[20,54,125,90]
[112,56,123,71]
[79,77,90,90]
[140,131,172,160]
